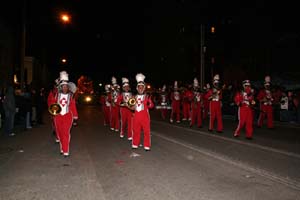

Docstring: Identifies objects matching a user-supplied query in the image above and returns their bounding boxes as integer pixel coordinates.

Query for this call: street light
[60,13,71,24]
[61,58,67,63]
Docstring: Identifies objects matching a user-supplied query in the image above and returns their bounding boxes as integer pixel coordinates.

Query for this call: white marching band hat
[193,78,199,88]
[264,75,271,85]
[174,81,178,89]
[213,74,220,83]
[57,70,77,93]
[162,84,166,92]
[122,77,130,87]
[111,76,118,87]
[136,73,146,86]
[105,84,111,92]
[243,79,251,86]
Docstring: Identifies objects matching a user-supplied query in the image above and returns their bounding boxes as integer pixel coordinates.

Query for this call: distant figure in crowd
[2,86,16,136]
[257,76,274,129]
[234,80,255,139]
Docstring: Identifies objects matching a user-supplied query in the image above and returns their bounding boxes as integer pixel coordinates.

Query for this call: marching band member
[131,73,154,150]
[100,84,112,126]
[110,76,121,132]
[156,84,171,120]
[182,84,193,121]
[202,83,211,120]
[47,78,60,143]
[234,80,255,139]
[117,77,133,140]
[48,71,78,157]
[257,75,274,129]
[205,74,223,133]
[190,78,203,128]
[170,81,181,123]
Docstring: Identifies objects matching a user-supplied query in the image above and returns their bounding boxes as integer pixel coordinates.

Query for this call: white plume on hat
[174,81,178,89]
[243,80,251,87]
[58,71,69,86]
[213,74,220,82]
[105,84,111,92]
[193,78,199,87]
[111,76,117,86]
[162,84,166,92]
[264,75,271,85]
[206,83,211,89]
[122,77,129,87]
[136,73,146,86]
[60,71,69,81]
[55,78,60,86]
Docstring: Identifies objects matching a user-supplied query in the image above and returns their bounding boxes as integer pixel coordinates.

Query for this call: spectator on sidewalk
[2,86,16,137]
[280,92,289,122]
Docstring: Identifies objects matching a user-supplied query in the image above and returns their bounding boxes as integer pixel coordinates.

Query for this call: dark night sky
[2,1,300,86]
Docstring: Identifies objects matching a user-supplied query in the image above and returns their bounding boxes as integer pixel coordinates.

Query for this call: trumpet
[48,103,62,116]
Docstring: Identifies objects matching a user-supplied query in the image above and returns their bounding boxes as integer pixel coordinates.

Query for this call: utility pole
[200,24,205,89]
[20,0,26,92]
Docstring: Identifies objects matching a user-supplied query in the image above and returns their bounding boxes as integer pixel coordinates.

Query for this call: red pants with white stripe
[110,106,120,130]
[132,111,151,148]
[209,101,223,131]
[170,101,181,122]
[257,104,273,128]
[183,102,191,120]
[103,106,111,126]
[120,107,133,138]
[235,106,253,137]
[54,112,73,154]
[191,106,202,127]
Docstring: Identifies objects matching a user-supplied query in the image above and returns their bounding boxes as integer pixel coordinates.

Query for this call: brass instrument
[208,89,221,101]
[48,103,62,116]
[119,97,136,108]
[128,97,136,107]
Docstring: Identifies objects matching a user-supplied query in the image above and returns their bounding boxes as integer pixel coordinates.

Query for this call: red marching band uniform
[190,78,203,128]
[257,76,274,129]
[48,71,78,157]
[202,83,211,121]
[100,84,112,126]
[110,76,121,132]
[155,84,171,120]
[131,73,154,151]
[170,81,181,123]
[205,74,223,132]
[182,85,193,121]
[117,77,133,140]
[47,78,59,142]
[234,80,255,139]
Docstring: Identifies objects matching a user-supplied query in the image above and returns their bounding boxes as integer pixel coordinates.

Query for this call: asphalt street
[0,105,299,200]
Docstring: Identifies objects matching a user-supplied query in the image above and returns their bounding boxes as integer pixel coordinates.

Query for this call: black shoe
[198,126,203,128]
[246,137,253,140]
[208,129,213,132]
[217,130,223,133]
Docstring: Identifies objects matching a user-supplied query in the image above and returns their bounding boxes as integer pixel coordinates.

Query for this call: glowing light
[211,26,215,33]
[62,59,67,63]
[61,14,70,23]
[85,96,92,102]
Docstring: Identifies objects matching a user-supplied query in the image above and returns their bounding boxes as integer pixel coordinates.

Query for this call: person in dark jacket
[2,86,16,136]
